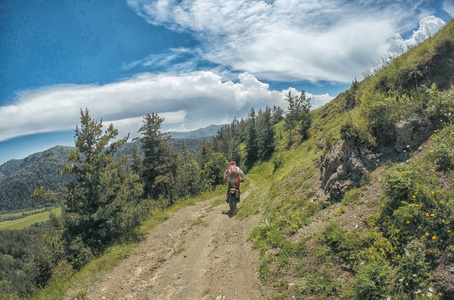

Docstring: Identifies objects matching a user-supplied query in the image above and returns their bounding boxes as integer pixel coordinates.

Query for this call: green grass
[1,208,48,219]
[0,207,61,230]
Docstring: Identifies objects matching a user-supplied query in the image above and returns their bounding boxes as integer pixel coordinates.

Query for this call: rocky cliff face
[320,116,436,201]
[320,140,378,201]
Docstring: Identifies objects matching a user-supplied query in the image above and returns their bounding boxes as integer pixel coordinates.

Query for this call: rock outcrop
[320,140,379,201]
[320,116,435,201]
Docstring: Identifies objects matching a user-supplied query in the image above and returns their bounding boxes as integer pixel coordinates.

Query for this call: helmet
[230,161,236,165]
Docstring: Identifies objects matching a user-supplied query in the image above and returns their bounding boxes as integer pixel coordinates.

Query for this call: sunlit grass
[0,207,61,230]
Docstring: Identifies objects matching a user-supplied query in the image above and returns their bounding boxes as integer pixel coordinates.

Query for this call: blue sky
[0,0,453,164]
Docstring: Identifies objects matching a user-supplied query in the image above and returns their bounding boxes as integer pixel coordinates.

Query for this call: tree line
[1,90,312,299]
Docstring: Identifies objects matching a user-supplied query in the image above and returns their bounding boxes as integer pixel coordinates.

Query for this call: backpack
[230,165,239,178]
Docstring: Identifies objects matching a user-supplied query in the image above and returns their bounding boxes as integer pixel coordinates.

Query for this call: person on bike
[223,161,244,203]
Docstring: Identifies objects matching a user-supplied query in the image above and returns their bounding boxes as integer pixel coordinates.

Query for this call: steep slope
[244,19,454,299]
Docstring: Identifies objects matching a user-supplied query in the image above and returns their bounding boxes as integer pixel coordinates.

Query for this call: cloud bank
[0,72,333,142]
[388,16,446,54]
[127,0,447,83]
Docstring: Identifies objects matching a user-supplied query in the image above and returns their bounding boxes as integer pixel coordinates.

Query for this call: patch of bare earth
[64,188,272,300]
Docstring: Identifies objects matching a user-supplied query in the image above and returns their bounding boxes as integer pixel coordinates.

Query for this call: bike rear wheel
[229,194,237,215]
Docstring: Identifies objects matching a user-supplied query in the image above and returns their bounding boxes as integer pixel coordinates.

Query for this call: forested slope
[0,138,205,212]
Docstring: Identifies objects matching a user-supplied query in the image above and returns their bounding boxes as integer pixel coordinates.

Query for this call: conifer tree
[246,108,258,166]
[297,90,312,140]
[285,90,312,144]
[272,105,284,124]
[137,113,178,201]
[56,109,144,268]
[257,106,275,160]
[285,90,298,145]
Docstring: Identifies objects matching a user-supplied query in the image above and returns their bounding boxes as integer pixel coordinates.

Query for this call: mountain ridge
[0,124,221,212]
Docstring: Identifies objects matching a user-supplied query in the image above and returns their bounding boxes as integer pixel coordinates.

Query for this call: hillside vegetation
[244,20,454,299]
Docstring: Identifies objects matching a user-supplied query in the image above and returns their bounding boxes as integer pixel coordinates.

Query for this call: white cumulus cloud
[388,16,446,55]
[1,72,333,142]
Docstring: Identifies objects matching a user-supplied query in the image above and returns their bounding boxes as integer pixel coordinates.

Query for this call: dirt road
[64,186,272,300]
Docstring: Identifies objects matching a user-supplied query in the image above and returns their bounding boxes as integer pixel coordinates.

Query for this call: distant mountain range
[0,124,222,212]
[167,124,223,139]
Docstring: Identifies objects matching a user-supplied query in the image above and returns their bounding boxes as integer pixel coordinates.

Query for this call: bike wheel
[229,195,236,215]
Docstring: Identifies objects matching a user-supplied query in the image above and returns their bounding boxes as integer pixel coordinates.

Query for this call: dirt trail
[64,184,272,300]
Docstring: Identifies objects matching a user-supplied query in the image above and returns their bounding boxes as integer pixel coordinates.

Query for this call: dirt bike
[225,179,244,216]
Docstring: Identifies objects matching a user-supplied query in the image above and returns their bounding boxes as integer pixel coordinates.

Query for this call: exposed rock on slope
[320,116,436,201]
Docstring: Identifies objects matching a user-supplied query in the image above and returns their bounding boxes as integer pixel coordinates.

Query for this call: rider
[223,161,245,203]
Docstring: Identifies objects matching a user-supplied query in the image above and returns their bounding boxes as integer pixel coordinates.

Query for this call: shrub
[363,97,399,145]
[381,165,418,217]
[351,260,391,300]
[393,241,431,296]
[340,112,375,146]
[429,124,454,171]
[321,221,364,264]
[298,268,340,297]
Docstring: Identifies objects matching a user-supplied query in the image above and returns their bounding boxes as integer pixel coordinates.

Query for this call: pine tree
[297,90,312,140]
[272,105,284,124]
[197,140,213,169]
[131,143,143,175]
[246,108,258,166]
[285,90,312,144]
[285,90,298,145]
[56,109,144,268]
[257,106,275,160]
[137,113,178,201]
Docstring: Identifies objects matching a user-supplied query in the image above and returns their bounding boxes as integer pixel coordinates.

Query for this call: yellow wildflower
[431,169,435,172]
[426,213,430,217]
[443,219,445,222]
[431,214,434,217]
[433,236,437,240]
[407,221,410,224]
[413,195,416,199]
[426,232,430,236]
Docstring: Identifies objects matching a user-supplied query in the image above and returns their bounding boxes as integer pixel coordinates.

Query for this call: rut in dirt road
[64,183,272,300]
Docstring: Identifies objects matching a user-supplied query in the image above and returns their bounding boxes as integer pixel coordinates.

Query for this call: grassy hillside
[243,20,454,299]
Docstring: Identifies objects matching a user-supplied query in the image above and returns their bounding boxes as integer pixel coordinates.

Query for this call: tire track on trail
[64,179,272,300]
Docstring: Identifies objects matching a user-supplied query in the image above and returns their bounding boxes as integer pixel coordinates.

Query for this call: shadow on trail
[221,206,240,218]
